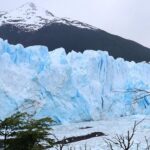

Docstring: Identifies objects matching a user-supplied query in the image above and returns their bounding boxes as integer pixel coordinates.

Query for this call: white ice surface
[50,115,150,150]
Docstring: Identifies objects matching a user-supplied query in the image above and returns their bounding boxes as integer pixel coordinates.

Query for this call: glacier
[0,38,150,124]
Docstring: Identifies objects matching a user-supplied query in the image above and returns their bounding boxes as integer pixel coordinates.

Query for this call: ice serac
[0,38,150,123]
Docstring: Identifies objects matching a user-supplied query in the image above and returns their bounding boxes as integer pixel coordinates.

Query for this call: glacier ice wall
[0,38,150,123]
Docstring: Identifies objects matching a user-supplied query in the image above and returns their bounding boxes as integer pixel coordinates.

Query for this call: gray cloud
[0,0,149,47]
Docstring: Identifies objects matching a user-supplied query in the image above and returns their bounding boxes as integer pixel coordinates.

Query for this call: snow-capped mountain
[0,2,97,31]
[0,2,55,31]
[0,2,150,62]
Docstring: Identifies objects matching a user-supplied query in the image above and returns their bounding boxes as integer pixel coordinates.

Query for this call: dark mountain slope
[0,23,150,62]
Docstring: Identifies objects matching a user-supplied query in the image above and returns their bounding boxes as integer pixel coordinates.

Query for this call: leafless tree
[113,88,150,105]
[104,119,144,150]
[52,134,67,150]
[67,144,90,150]
[145,136,150,150]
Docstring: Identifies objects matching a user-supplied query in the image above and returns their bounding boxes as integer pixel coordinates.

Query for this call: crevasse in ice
[0,38,150,123]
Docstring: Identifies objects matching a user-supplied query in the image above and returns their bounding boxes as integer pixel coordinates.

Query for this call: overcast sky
[0,0,150,48]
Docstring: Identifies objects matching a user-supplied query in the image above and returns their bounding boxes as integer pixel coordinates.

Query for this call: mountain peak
[20,2,37,10]
[16,1,54,17]
[0,1,55,31]
[0,2,96,31]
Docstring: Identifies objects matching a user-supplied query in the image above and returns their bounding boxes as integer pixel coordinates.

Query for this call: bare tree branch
[104,119,144,150]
